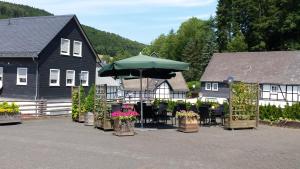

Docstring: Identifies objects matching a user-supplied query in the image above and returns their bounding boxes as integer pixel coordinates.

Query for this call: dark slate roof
[200,51,300,85]
[123,72,189,92]
[0,15,74,58]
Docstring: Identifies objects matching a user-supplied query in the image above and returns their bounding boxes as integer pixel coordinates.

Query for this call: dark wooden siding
[200,82,229,98]
[38,18,96,99]
[0,58,36,99]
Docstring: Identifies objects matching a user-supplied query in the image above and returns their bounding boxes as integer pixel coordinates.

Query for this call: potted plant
[94,96,114,130]
[112,111,139,136]
[0,102,21,124]
[72,88,79,121]
[84,85,95,126]
[176,110,199,133]
[78,85,86,122]
[224,82,259,129]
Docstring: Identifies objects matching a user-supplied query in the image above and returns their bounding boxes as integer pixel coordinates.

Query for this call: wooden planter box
[94,118,113,130]
[113,119,135,136]
[178,116,199,133]
[224,118,257,129]
[0,113,21,124]
[78,114,85,123]
[84,112,94,126]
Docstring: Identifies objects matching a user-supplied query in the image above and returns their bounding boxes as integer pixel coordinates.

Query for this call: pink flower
[111,111,139,117]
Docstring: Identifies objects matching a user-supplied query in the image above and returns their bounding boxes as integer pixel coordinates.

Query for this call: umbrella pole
[140,69,144,128]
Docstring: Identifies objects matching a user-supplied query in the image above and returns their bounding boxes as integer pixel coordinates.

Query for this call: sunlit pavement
[0,117,299,169]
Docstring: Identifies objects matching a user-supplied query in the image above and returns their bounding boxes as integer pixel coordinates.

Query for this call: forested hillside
[216,0,300,52]
[144,0,300,83]
[0,1,145,57]
[1,0,299,83]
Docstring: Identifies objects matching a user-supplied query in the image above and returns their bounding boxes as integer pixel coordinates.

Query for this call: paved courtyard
[0,117,299,169]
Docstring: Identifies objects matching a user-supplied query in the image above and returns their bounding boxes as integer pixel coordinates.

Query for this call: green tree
[227,31,248,52]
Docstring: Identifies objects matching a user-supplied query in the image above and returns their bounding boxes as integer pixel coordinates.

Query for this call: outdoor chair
[143,105,154,124]
[156,102,168,124]
[190,105,198,113]
[210,105,225,125]
[198,106,210,125]
[111,104,122,113]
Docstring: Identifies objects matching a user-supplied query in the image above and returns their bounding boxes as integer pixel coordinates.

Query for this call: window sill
[16,83,27,86]
[49,84,60,87]
[73,54,82,57]
[60,53,70,56]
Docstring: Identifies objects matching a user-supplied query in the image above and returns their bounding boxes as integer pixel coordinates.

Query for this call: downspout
[32,56,38,101]
[32,56,39,116]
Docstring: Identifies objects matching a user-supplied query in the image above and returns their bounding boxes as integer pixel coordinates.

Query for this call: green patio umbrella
[99,54,189,128]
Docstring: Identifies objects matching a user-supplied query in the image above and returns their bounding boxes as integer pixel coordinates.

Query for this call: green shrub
[167,100,176,112]
[0,102,20,114]
[72,89,79,120]
[85,85,95,113]
[71,85,86,120]
[260,103,300,121]
[79,85,86,115]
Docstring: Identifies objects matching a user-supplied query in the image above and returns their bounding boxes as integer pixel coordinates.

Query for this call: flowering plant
[111,111,139,121]
[176,110,199,119]
[0,102,19,115]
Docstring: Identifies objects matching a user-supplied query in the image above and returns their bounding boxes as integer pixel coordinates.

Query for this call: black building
[0,15,97,100]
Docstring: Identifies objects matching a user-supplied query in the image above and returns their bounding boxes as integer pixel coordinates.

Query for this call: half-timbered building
[200,51,300,107]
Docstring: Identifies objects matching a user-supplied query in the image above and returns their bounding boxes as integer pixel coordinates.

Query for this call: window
[0,67,3,81]
[271,85,278,93]
[205,82,211,90]
[60,38,70,55]
[212,83,218,91]
[80,71,89,86]
[49,69,60,86]
[66,70,75,86]
[73,41,82,57]
[17,68,27,85]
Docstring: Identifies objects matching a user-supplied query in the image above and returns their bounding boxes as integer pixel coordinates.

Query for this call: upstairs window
[16,68,27,85]
[73,41,82,57]
[212,83,218,91]
[80,71,89,86]
[66,70,75,86]
[60,38,70,55]
[0,67,3,81]
[205,82,211,90]
[49,69,60,86]
[271,85,278,93]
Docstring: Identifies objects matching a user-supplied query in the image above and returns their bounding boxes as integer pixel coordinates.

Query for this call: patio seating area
[0,117,299,169]
[108,101,225,128]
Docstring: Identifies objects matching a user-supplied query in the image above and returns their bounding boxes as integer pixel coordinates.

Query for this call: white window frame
[212,83,218,91]
[80,71,89,86]
[60,38,70,56]
[49,69,60,86]
[16,67,27,85]
[270,85,278,93]
[73,40,82,57]
[66,70,75,86]
[205,82,211,91]
[0,67,3,82]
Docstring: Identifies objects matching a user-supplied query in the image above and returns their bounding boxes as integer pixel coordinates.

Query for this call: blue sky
[5,0,217,44]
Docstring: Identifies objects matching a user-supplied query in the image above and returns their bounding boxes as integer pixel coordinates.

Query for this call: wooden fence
[0,100,72,116]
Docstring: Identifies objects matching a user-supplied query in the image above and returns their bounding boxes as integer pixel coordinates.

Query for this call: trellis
[225,82,259,129]
[94,84,113,130]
